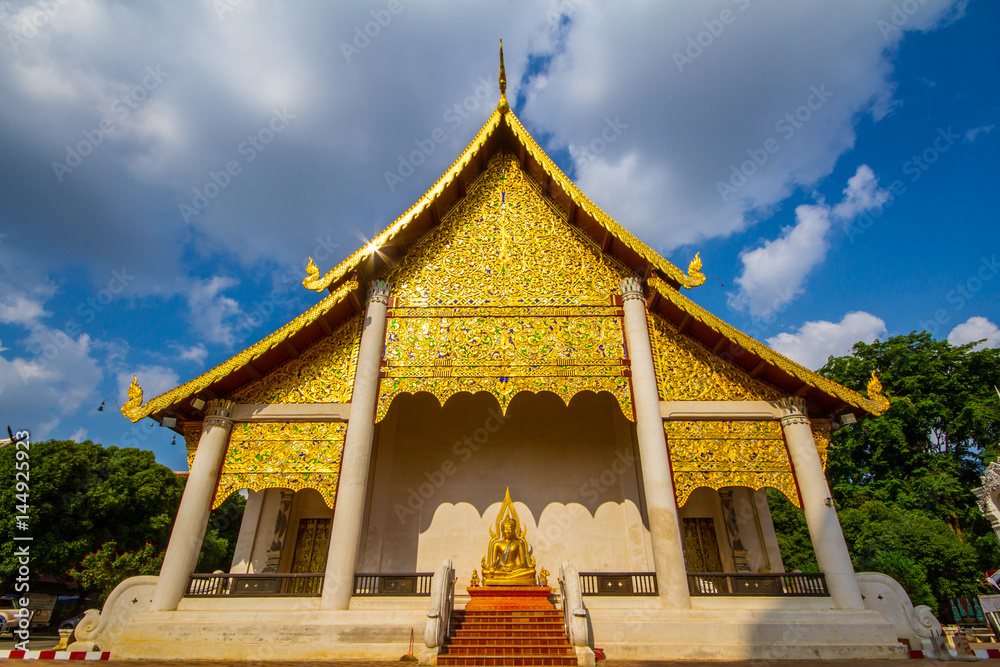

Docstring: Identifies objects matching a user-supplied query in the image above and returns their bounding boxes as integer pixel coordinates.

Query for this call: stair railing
[558,561,590,648]
[423,559,455,653]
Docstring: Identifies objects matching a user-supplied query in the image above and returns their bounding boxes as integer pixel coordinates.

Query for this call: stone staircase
[438,609,577,666]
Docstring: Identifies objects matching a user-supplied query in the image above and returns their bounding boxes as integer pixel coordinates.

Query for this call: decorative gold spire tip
[303,256,333,292]
[498,38,509,114]
[866,370,890,416]
[121,375,144,419]
[683,252,706,289]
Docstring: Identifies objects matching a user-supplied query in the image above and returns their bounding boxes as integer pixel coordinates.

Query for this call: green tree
[69,541,165,603]
[0,439,245,597]
[770,332,1000,611]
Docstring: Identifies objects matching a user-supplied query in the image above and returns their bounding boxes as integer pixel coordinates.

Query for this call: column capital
[204,399,236,429]
[367,280,392,306]
[619,276,644,303]
[776,396,809,426]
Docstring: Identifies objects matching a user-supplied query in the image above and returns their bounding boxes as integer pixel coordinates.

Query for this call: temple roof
[122,65,888,426]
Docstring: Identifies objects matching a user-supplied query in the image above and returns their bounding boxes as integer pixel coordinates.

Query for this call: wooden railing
[186,573,324,597]
[687,572,828,597]
[353,573,434,596]
[578,572,658,596]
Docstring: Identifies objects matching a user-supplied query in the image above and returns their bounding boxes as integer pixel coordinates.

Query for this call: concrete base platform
[102,599,907,662]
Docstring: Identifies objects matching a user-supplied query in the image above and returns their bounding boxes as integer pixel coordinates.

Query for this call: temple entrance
[291,518,331,573]
[682,518,723,572]
[358,390,653,582]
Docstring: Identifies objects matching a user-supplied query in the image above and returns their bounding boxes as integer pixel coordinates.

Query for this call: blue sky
[0,0,996,470]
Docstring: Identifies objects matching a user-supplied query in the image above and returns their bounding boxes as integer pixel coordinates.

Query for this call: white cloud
[526,1,964,250]
[0,293,48,325]
[117,365,180,404]
[728,203,831,317]
[185,276,242,347]
[70,427,88,442]
[965,124,995,142]
[768,311,887,370]
[176,343,208,365]
[948,316,1000,350]
[832,165,890,220]
[0,326,103,437]
[729,165,889,317]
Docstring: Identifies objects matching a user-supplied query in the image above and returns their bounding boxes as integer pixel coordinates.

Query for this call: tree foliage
[770,332,1000,612]
[0,439,245,598]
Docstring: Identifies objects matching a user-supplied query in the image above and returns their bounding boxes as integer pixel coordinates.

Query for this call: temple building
[86,47,949,662]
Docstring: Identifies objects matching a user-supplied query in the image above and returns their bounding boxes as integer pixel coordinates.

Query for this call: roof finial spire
[498,38,509,114]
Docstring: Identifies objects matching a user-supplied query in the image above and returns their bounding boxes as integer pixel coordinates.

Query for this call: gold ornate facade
[212,421,346,509]
[375,151,633,420]
[230,315,362,404]
[649,313,783,402]
[666,420,800,507]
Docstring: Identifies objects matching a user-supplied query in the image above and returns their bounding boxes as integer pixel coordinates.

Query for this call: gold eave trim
[121,280,359,422]
[647,276,883,415]
[304,108,702,294]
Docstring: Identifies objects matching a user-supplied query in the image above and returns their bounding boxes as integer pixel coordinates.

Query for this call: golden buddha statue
[480,487,537,586]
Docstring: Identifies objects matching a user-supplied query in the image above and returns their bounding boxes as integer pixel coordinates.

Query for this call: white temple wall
[358,391,654,580]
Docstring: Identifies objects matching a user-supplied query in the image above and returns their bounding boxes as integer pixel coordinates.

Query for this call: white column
[321,280,391,610]
[229,489,264,573]
[778,397,864,610]
[150,399,235,611]
[619,277,691,609]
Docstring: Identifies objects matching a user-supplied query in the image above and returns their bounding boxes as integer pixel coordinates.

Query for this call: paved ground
[0,660,972,666]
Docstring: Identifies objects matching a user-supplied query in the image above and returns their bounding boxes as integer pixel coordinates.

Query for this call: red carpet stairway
[437,608,577,666]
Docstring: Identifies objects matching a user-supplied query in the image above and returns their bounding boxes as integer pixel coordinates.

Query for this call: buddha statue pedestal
[466,585,554,611]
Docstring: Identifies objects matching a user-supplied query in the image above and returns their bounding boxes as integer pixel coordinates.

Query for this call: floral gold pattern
[374,151,634,420]
[811,420,831,471]
[666,420,800,507]
[229,315,362,404]
[213,422,346,509]
[648,312,782,401]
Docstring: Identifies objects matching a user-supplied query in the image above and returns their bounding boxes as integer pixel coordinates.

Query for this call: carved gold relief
[666,420,800,508]
[811,420,831,471]
[213,422,346,509]
[376,375,633,421]
[648,312,783,401]
[229,315,362,404]
[382,151,628,307]
[384,315,624,368]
